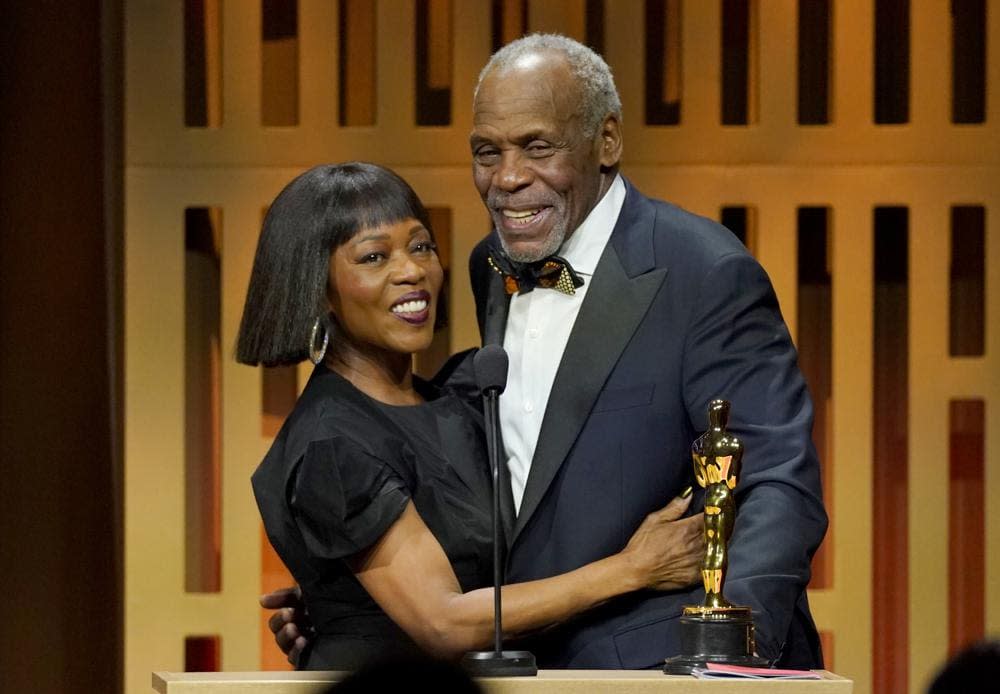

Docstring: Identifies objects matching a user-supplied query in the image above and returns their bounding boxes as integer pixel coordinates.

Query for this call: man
[267,33,827,669]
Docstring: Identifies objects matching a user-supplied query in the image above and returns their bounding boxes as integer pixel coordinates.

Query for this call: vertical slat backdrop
[124,3,999,694]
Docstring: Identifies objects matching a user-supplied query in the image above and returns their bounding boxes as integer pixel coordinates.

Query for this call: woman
[237,162,700,669]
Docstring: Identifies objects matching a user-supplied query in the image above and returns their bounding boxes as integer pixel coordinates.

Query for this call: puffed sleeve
[289,436,410,560]
[430,347,480,402]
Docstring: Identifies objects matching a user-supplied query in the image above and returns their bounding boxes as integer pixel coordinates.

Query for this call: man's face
[470,53,620,263]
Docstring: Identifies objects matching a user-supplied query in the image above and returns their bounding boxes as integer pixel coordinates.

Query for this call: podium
[154,670,852,693]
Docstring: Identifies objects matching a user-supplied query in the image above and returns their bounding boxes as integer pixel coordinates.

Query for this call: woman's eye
[360,252,385,264]
[412,241,437,254]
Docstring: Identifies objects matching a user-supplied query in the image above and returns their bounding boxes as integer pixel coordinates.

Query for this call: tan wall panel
[757,0,796,129]
[529,0,586,41]
[828,201,875,689]
[907,203,952,693]
[984,194,1000,639]
[299,0,339,129]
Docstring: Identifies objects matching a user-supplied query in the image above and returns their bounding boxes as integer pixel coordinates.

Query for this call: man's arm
[680,251,828,664]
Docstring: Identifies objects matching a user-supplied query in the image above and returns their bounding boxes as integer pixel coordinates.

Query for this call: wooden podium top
[153,670,852,693]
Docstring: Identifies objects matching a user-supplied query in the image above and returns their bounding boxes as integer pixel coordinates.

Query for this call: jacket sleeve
[680,250,828,663]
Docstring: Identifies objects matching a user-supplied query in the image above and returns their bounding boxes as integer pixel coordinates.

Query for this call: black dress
[251,358,494,670]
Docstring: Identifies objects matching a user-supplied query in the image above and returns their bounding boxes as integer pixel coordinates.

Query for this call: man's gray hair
[475,34,622,138]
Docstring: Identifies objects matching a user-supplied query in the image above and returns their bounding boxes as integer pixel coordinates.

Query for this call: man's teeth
[502,208,540,219]
[391,299,428,314]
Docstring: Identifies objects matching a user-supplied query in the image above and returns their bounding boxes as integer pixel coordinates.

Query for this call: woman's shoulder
[427,348,481,402]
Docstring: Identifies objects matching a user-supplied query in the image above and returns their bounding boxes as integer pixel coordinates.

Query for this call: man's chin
[499,234,564,264]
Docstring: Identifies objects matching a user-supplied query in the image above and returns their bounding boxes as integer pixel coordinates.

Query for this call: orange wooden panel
[819,630,834,672]
[948,400,985,656]
[340,0,376,126]
[260,524,296,670]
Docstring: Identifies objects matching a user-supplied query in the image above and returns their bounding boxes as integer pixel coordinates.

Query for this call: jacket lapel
[482,268,510,348]
[512,183,667,543]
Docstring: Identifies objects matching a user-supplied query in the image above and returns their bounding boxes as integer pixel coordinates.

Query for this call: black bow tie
[487,249,585,295]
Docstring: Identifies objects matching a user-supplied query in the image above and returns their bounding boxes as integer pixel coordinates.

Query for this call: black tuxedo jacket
[468,179,827,669]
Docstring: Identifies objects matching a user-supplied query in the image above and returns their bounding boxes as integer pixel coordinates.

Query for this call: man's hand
[260,585,311,665]
[621,491,705,591]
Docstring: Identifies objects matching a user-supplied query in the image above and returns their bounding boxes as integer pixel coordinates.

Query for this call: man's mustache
[486,190,561,211]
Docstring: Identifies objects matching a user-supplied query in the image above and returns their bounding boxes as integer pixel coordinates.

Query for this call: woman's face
[327,217,443,358]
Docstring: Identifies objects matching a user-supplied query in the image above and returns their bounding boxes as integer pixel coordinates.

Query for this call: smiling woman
[326,217,443,398]
[236,162,702,670]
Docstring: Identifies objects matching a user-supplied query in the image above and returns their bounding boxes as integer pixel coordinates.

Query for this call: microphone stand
[461,352,537,677]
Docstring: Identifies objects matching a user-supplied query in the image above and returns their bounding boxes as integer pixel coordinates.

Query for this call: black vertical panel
[491,0,504,53]
[261,0,297,39]
[415,0,451,126]
[798,0,830,124]
[872,205,910,694]
[721,0,750,125]
[720,206,749,247]
[949,206,985,356]
[586,0,605,55]
[798,208,830,282]
[184,0,208,126]
[951,0,986,124]
[645,0,681,125]
[874,208,909,282]
[874,0,910,124]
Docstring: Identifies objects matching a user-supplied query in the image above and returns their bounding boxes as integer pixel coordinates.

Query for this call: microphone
[461,345,537,677]
[473,343,508,395]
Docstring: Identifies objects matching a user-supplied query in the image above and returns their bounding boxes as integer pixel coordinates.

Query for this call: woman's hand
[620,492,705,592]
[260,585,312,665]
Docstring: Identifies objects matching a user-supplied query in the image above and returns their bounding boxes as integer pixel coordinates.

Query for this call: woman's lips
[390,292,431,325]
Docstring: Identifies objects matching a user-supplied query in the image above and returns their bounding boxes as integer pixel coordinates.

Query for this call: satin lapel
[482,269,510,348]
[512,185,667,543]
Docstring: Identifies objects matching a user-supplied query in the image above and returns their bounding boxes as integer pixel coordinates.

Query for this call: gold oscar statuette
[664,399,770,674]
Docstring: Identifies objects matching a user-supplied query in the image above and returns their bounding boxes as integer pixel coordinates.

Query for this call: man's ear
[598,115,623,169]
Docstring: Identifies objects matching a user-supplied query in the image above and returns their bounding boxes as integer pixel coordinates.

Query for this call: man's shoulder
[468,233,497,300]
[470,232,497,261]
[622,182,751,269]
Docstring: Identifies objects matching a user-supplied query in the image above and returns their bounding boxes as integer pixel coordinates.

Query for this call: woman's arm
[348,495,702,659]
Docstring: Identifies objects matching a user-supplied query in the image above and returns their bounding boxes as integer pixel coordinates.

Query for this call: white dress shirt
[500,175,626,513]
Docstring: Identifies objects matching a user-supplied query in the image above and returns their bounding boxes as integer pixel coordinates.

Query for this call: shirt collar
[557,174,625,276]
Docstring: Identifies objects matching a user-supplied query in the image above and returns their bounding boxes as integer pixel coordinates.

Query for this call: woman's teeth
[391,299,428,315]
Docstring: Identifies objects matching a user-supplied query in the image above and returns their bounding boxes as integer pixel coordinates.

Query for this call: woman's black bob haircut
[235,162,440,367]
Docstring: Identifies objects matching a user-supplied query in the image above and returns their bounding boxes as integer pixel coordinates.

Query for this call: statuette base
[663,610,770,675]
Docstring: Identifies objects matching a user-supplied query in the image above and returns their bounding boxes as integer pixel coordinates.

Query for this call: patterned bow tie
[488,250,585,295]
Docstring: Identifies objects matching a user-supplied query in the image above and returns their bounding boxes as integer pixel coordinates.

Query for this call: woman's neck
[324,339,422,406]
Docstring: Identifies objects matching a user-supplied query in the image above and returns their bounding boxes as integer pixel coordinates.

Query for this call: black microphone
[461,345,537,677]
[474,343,508,395]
